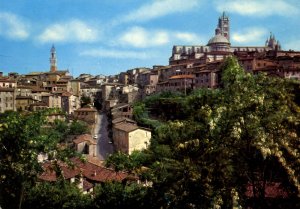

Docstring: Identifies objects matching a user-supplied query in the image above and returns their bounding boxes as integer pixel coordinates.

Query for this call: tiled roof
[114,123,139,132]
[38,161,81,181]
[245,182,289,198]
[83,179,93,191]
[71,158,130,182]
[73,134,97,145]
[112,117,136,125]
[39,157,133,183]
[169,74,195,79]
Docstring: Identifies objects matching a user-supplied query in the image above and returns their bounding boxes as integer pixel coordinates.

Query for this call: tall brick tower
[50,45,57,72]
[215,12,230,42]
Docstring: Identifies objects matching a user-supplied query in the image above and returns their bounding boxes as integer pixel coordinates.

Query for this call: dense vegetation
[1,56,300,208]
[112,57,300,208]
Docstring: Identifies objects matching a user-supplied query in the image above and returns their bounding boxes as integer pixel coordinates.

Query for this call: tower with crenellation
[50,45,57,72]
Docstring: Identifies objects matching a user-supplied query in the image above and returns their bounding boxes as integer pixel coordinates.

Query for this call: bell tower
[215,12,230,42]
[50,45,57,72]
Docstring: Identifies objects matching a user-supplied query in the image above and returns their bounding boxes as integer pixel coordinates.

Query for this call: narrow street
[94,112,114,161]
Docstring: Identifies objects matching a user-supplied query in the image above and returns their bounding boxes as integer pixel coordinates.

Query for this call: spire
[215,12,230,42]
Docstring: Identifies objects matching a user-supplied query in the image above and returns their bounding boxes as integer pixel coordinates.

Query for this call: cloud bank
[215,0,299,17]
[0,12,30,40]
[37,19,100,43]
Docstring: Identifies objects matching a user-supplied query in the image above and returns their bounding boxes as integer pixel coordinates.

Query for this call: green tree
[0,111,80,209]
[0,111,52,208]
[69,120,89,135]
[23,181,91,209]
[80,95,91,107]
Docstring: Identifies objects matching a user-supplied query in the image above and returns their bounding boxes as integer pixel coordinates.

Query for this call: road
[94,112,114,160]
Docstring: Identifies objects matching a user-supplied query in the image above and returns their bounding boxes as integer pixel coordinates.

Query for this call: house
[61,92,80,114]
[46,112,66,123]
[16,95,36,111]
[112,117,136,126]
[112,123,151,154]
[73,134,97,157]
[38,157,133,194]
[74,107,97,124]
[0,88,16,113]
[42,93,62,109]
[111,103,133,119]
[29,102,48,111]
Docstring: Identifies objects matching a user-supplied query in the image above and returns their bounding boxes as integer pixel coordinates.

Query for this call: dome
[207,34,230,45]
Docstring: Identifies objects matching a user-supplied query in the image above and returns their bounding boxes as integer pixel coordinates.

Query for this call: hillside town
[1,12,300,199]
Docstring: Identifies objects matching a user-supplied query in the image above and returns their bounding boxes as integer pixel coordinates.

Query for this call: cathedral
[169,12,281,65]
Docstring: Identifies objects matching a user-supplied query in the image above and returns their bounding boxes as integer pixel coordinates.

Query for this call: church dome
[207,34,230,46]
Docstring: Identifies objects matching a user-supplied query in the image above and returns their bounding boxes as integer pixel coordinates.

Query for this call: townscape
[1,9,300,209]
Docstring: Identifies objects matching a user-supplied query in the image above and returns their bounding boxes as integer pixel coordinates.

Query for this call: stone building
[112,122,151,155]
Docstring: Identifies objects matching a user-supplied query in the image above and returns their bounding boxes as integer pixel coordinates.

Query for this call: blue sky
[1,0,300,77]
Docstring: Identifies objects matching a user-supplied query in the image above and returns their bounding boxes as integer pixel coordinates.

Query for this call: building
[50,45,57,72]
[16,95,36,111]
[42,94,62,109]
[61,92,80,114]
[74,107,97,124]
[73,134,97,157]
[0,88,16,113]
[169,12,281,66]
[112,122,151,155]
[39,157,132,194]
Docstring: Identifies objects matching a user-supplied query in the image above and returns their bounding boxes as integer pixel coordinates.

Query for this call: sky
[1,0,300,77]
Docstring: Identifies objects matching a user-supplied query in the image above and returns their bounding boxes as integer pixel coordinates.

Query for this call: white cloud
[117,0,199,23]
[118,27,169,48]
[37,19,100,43]
[80,48,153,59]
[0,12,30,40]
[215,0,299,17]
[232,27,268,44]
[118,26,204,48]
[174,32,204,43]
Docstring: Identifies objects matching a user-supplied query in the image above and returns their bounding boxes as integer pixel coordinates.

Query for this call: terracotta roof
[245,182,289,198]
[71,158,130,182]
[73,134,97,145]
[114,123,151,132]
[83,179,93,191]
[169,74,195,79]
[39,157,133,183]
[0,79,16,83]
[114,123,139,132]
[38,161,81,181]
[112,117,136,125]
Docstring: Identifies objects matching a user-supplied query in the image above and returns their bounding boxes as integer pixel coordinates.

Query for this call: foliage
[112,56,300,208]
[23,181,91,209]
[68,120,89,135]
[92,182,148,209]
[80,95,92,107]
[106,151,150,174]
[0,111,81,209]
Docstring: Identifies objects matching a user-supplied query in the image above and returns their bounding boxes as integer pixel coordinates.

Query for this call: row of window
[77,112,89,116]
